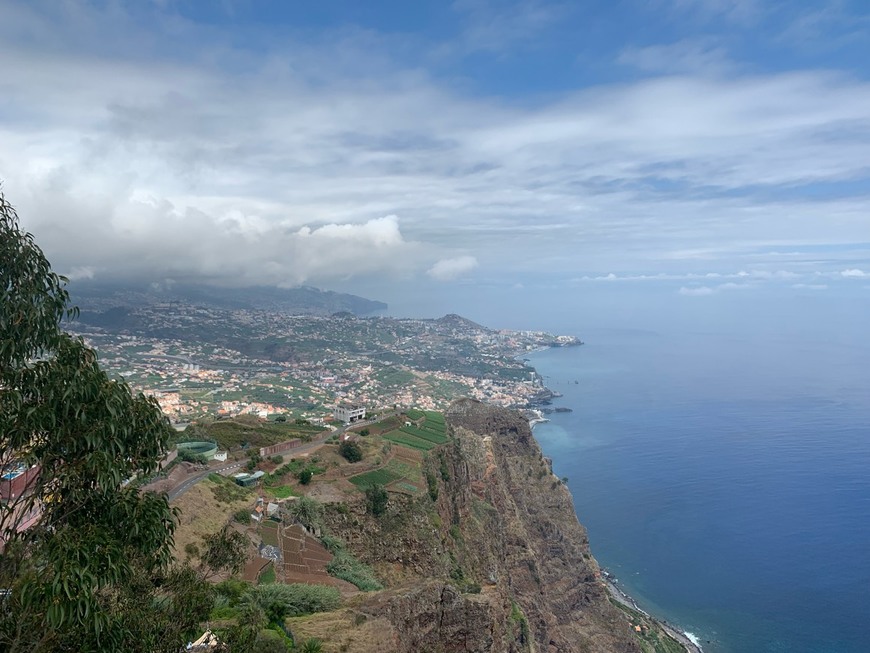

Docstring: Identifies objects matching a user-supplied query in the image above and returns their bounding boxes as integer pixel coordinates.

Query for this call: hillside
[200,401,689,652]
[292,400,640,652]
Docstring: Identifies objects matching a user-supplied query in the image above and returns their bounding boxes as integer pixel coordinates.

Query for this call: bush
[240,583,340,623]
[233,509,252,524]
[326,550,382,591]
[426,469,439,502]
[270,455,284,464]
[285,496,322,532]
[178,448,208,464]
[365,484,389,516]
[359,428,370,436]
[338,440,363,463]
[298,469,312,485]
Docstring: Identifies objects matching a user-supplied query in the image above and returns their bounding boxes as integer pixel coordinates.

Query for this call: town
[69,302,581,424]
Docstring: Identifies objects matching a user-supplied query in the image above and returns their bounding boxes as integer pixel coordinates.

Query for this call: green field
[382,430,437,451]
[404,409,426,420]
[424,411,445,424]
[348,468,402,488]
[267,485,299,499]
[399,426,448,444]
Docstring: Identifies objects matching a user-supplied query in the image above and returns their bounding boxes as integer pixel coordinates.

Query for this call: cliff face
[309,400,644,652]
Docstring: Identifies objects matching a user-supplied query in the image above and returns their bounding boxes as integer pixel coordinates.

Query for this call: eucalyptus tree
[0,193,228,652]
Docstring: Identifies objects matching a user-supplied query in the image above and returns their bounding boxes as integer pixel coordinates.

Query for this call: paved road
[167,462,242,501]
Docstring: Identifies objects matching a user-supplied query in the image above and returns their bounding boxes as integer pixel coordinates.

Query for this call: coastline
[525,378,704,653]
[603,575,703,653]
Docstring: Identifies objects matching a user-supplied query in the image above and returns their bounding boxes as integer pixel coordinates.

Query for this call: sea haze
[528,321,870,653]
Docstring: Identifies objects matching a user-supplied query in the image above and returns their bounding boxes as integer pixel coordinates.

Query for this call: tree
[365,484,389,517]
[0,193,223,652]
[338,440,363,463]
[298,468,312,485]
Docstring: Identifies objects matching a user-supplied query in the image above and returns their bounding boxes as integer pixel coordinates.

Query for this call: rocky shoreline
[603,576,703,653]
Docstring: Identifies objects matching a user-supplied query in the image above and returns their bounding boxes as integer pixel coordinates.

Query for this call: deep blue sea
[528,326,870,653]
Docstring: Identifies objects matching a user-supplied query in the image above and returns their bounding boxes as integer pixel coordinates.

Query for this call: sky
[1,0,869,328]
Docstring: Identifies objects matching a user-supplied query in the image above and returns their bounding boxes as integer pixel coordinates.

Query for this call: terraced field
[382,431,436,451]
[348,468,402,488]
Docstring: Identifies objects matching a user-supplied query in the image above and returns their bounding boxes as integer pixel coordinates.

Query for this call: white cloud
[63,266,96,281]
[427,255,479,281]
[841,269,867,278]
[792,283,828,290]
[679,286,716,296]
[0,1,868,288]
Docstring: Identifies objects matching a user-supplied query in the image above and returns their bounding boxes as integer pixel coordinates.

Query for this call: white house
[333,403,366,424]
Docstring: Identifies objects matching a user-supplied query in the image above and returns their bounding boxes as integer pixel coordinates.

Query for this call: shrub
[426,469,439,502]
[285,496,323,532]
[240,583,340,623]
[270,455,284,464]
[365,484,389,517]
[233,509,252,524]
[326,550,382,591]
[339,440,363,463]
[298,469,312,485]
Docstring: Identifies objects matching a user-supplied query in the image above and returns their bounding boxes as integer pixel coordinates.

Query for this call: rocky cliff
[292,399,678,653]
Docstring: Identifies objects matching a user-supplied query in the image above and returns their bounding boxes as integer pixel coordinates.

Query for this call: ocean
[528,325,870,653]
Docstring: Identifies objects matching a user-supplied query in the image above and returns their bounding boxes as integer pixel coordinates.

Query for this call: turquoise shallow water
[528,328,870,653]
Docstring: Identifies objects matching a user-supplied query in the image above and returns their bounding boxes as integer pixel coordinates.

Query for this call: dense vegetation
[0,193,245,652]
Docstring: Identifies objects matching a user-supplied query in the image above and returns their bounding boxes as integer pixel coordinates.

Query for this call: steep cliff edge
[292,399,679,652]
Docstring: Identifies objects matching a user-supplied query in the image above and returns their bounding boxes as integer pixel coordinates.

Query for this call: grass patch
[349,468,402,489]
[383,430,437,451]
[326,549,383,591]
[398,426,448,444]
[267,485,299,499]
[207,475,253,504]
[185,416,326,451]
[258,563,276,585]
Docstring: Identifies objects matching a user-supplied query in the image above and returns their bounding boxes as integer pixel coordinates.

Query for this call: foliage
[338,440,363,462]
[438,451,451,482]
[298,468,312,485]
[299,638,324,653]
[208,476,252,504]
[253,630,291,653]
[0,193,224,651]
[193,418,324,451]
[233,509,252,524]
[270,455,284,464]
[426,469,439,501]
[365,484,389,517]
[326,549,383,591]
[285,496,323,532]
[240,584,340,623]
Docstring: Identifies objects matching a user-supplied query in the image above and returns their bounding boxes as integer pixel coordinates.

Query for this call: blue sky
[1,0,868,324]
